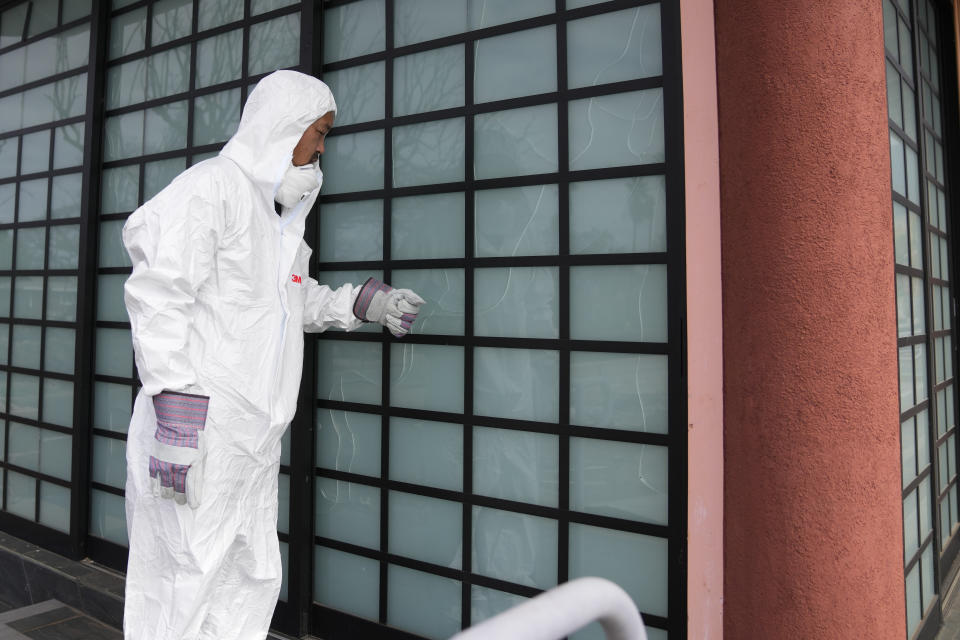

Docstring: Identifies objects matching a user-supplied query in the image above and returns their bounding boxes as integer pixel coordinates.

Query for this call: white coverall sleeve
[302,279,365,333]
[123,193,220,397]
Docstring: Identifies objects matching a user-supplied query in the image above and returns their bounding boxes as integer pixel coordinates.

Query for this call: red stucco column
[715,1,906,638]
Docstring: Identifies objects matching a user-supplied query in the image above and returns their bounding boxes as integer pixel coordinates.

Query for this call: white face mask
[275,161,322,209]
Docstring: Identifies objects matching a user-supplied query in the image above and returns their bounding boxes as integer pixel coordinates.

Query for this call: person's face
[291,111,335,166]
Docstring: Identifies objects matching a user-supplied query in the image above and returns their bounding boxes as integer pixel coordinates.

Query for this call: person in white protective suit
[121,70,424,640]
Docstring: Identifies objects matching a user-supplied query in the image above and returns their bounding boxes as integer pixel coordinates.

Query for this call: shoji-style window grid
[885,0,960,637]
[88,0,303,570]
[0,0,94,555]
[312,1,685,638]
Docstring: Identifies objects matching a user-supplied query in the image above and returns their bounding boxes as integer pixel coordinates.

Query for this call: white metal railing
[449,577,646,640]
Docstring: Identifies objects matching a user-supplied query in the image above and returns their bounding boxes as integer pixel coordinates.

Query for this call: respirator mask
[275,160,323,209]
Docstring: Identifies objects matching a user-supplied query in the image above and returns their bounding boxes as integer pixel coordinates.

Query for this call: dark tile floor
[0,601,120,640]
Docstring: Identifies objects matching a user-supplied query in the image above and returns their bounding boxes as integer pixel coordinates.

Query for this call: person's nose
[317,139,325,156]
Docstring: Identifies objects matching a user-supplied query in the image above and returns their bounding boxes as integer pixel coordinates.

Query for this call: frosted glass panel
[392,192,465,259]
[571,176,666,254]
[106,59,145,109]
[50,173,82,219]
[18,178,48,222]
[475,26,556,103]
[391,269,465,336]
[390,418,462,491]
[323,0,385,62]
[0,138,17,178]
[467,0,553,28]
[7,471,36,520]
[389,492,462,568]
[387,565,461,640]
[0,323,7,365]
[49,225,79,268]
[568,5,662,88]
[393,118,465,187]
[319,200,383,262]
[316,409,381,477]
[475,105,558,179]
[53,124,84,169]
[42,379,73,428]
[90,489,128,545]
[890,132,906,197]
[11,325,41,369]
[325,62,385,127]
[279,541,289,601]
[39,482,70,533]
[570,265,667,342]
[101,165,139,214]
[277,473,289,534]
[571,352,668,433]
[146,45,190,100]
[473,426,559,507]
[144,157,185,201]
[14,276,44,320]
[196,29,242,89]
[97,274,128,322]
[92,435,127,488]
[475,185,559,257]
[46,276,77,322]
[39,429,71,479]
[475,267,559,339]
[471,586,528,625]
[473,506,557,589]
[569,89,664,170]
[21,130,50,174]
[322,130,384,194]
[253,0,299,14]
[93,382,132,433]
[315,478,379,549]
[109,7,146,59]
[314,546,379,620]
[571,438,667,524]
[0,230,10,269]
[316,340,382,405]
[394,0,466,47]
[63,0,93,21]
[390,344,464,413]
[193,88,241,146]
[198,0,242,30]
[0,184,13,223]
[96,328,133,378]
[249,14,300,76]
[104,111,144,161]
[16,227,45,270]
[10,373,39,420]
[394,46,465,117]
[151,0,192,45]
[9,422,39,469]
[144,101,187,154]
[475,347,559,422]
[99,220,132,269]
[569,524,668,617]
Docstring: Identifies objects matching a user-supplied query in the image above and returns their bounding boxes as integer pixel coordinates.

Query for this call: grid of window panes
[884,0,958,636]
[90,0,302,594]
[0,0,91,538]
[314,1,673,638]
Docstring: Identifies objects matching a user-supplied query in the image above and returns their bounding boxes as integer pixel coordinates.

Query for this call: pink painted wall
[681,0,724,638]
[715,1,906,638]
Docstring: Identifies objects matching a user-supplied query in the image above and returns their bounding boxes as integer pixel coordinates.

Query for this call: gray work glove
[353,277,425,337]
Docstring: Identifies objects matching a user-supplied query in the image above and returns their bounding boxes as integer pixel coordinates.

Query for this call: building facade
[0,0,957,639]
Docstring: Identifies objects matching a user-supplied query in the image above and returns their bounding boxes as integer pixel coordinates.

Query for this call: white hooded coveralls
[122,71,362,640]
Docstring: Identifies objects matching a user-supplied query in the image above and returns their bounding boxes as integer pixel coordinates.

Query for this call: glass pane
[21,130,50,174]
[570,89,664,170]
[249,13,300,76]
[323,0,385,63]
[313,546,379,620]
[38,482,69,533]
[96,327,133,378]
[278,541,289,602]
[151,0,192,46]
[42,379,73,428]
[39,428,71,478]
[277,473,289,534]
[319,130,384,194]
[0,184,13,223]
[569,523,668,617]
[52,123,84,170]
[474,347,559,422]
[50,173,83,219]
[568,5,661,88]
[570,265,667,342]
[475,104,558,179]
[144,101,188,154]
[0,322,8,365]
[96,274,128,322]
[0,4,27,48]
[0,47,25,93]
[389,417,462,491]
[475,185,559,257]
[104,110,145,161]
[391,268,465,336]
[44,327,75,375]
[10,373,39,420]
[316,408,381,477]
[93,382,132,433]
[325,62,385,127]
[468,0,553,28]
[393,118,465,188]
[0,229,11,269]
[146,45,191,100]
[196,29,242,89]
[573,351,669,434]
[318,200,383,262]
[14,275,44,320]
[252,0,298,13]
[89,489,128,545]
[198,0,243,30]
[9,422,40,469]
[18,178,48,222]
[0,137,17,178]
[392,192,465,259]
[315,478,379,549]
[389,491,462,568]
[49,224,79,269]
[316,340,382,405]
[394,45,464,117]
[475,26,556,103]
[475,267,559,338]
[107,59,146,109]
[571,176,666,254]
[193,88,241,146]
[390,343,464,413]
[890,131,906,197]
[473,505,557,589]
[46,276,76,322]
[394,0,466,47]
[473,426,558,507]
[144,157,186,201]
[11,324,41,369]
[101,165,139,214]
[6,471,36,520]
[16,227,46,270]
[26,0,57,37]
[471,586,527,626]
[571,438,667,524]
[387,565,461,640]
[906,561,920,632]
[109,7,146,60]
[99,219,133,269]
